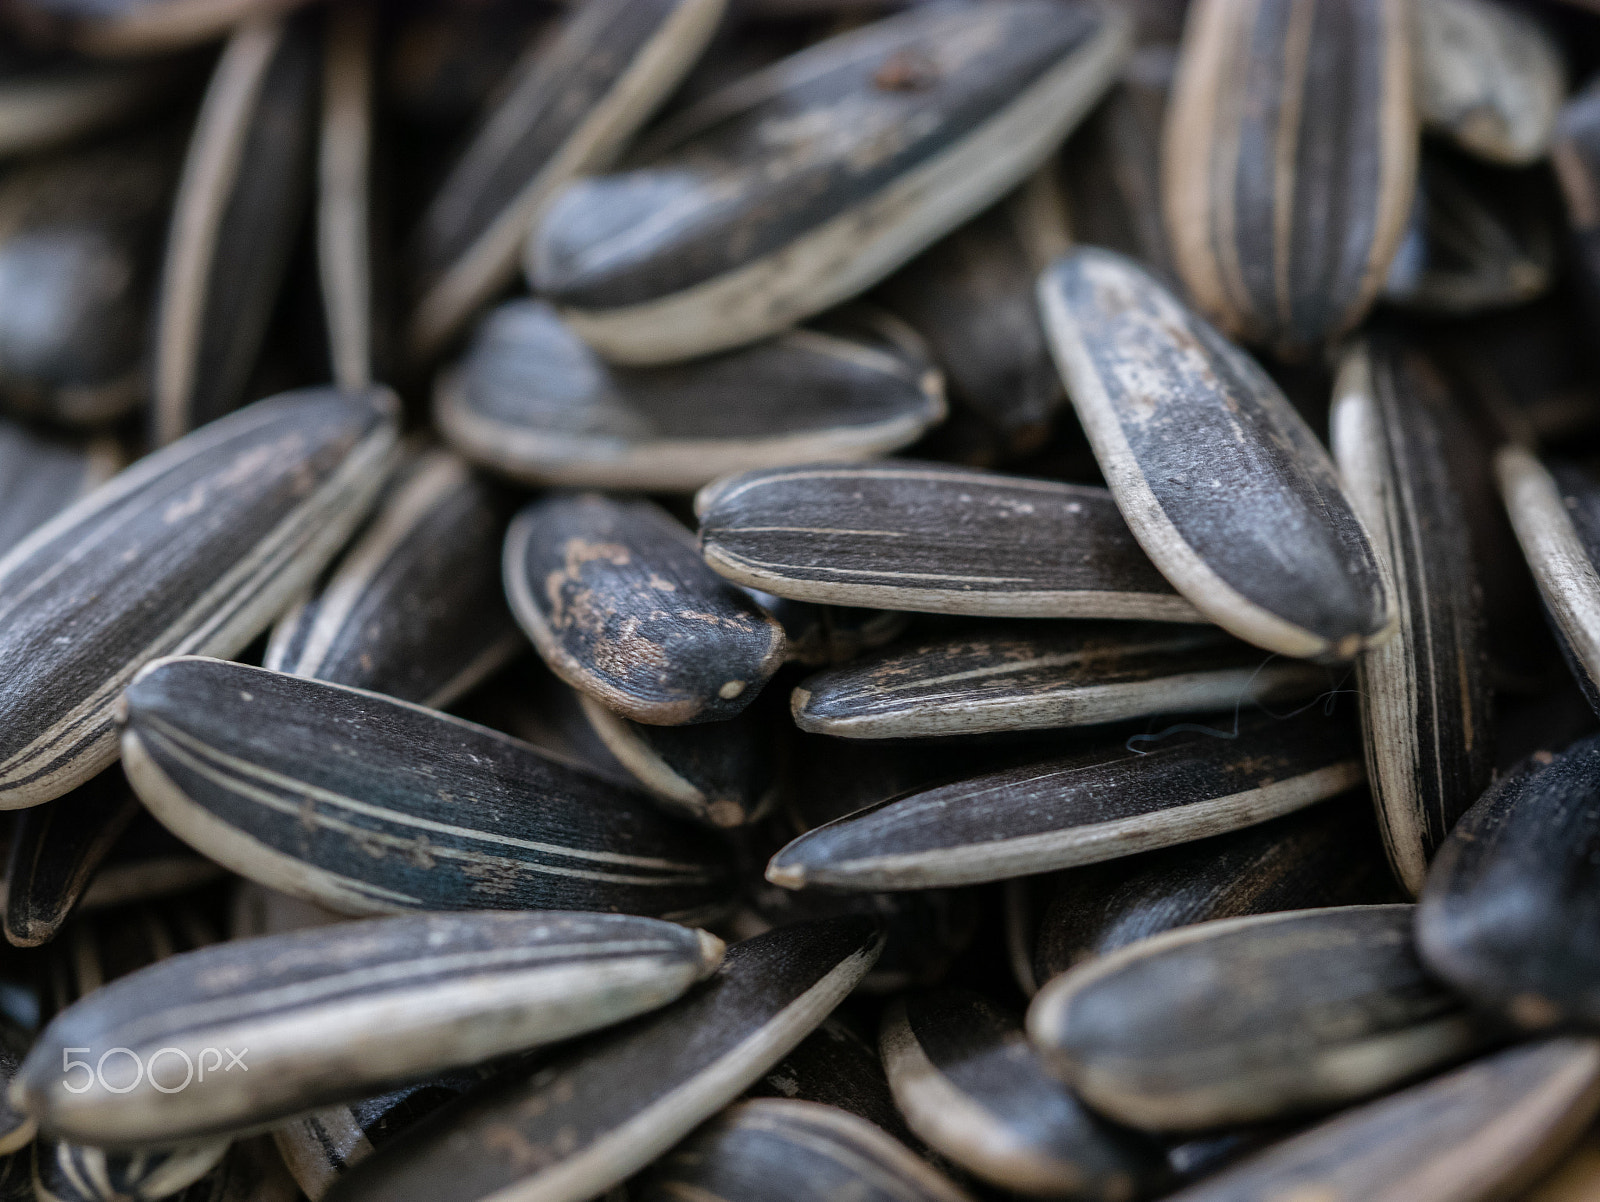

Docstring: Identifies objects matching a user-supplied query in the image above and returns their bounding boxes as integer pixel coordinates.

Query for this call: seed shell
[152,16,319,445]
[881,989,1166,1198]
[20,910,724,1147]
[32,1140,229,1202]
[766,708,1364,891]
[408,0,726,362]
[322,917,884,1202]
[318,1,374,394]
[695,462,1201,620]
[505,493,787,725]
[1162,1038,1600,1202]
[792,621,1326,739]
[1039,246,1395,661]
[435,299,944,491]
[265,448,523,711]
[529,0,1131,364]
[638,1098,974,1202]
[1026,904,1489,1132]
[0,384,397,809]
[119,656,736,920]
[18,0,320,57]
[0,421,120,560]
[1161,0,1417,355]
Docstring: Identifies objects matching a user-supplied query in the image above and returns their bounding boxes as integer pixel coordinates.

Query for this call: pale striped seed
[32,1139,230,1202]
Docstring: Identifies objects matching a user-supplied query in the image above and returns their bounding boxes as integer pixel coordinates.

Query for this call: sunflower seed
[0,124,181,426]
[767,708,1364,891]
[318,1,374,394]
[20,910,725,1147]
[791,621,1326,739]
[1417,734,1600,1031]
[1163,1038,1600,1202]
[407,0,725,362]
[33,1140,231,1202]
[120,655,737,920]
[505,493,787,724]
[0,385,397,809]
[1161,0,1418,355]
[264,447,523,710]
[1039,246,1396,660]
[435,299,945,491]
[15,0,320,57]
[1026,904,1490,1132]
[152,16,319,445]
[528,0,1131,364]
[1415,0,1563,167]
[0,420,119,560]
[880,989,1166,1198]
[695,462,1201,620]
[749,1016,918,1150]
[322,917,884,1202]
[0,48,190,160]
[1031,797,1402,987]
[638,1098,973,1202]
[76,814,226,914]
[3,766,140,947]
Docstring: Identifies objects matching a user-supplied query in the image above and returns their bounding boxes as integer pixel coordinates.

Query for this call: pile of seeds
[3,0,1600,1198]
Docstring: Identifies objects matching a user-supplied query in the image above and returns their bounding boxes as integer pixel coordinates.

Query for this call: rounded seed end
[695,929,727,975]
[765,859,806,890]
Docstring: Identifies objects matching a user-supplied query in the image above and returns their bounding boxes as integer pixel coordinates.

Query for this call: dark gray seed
[1039,246,1395,661]
[1162,0,1417,356]
[0,125,181,426]
[1415,0,1563,166]
[1498,451,1600,700]
[876,169,1069,457]
[0,50,185,159]
[1331,336,1494,894]
[119,656,737,921]
[695,461,1201,620]
[1417,734,1600,1031]
[528,0,1131,364]
[318,1,374,395]
[578,694,777,829]
[435,299,944,491]
[750,593,909,668]
[766,708,1365,891]
[505,493,787,725]
[265,448,523,711]
[408,0,724,362]
[323,917,884,1202]
[1162,1038,1600,1202]
[77,813,225,914]
[0,384,397,809]
[38,897,225,1021]
[792,621,1327,739]
[19,910,724,1147]
[32,1140,230,1202]
[1382,148,1555,313]
[749,1016,918,1150]
[638,1098,974,1202]
[1031,797,1403,988]
[4,767,140,948]
[1026,904,1490,1131]
[0,1016,32,1154]
[881,989,1166,1199]
[152,15,319,446]
[0,420,119,560]
[13,0,320,57]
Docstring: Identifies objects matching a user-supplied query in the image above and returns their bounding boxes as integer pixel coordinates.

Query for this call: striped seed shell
[881,990,1166,1199]
[408,0,726,362]
[264,448,523,711]
[528,0,1131,364]
[505,493,787,725]
[318,1,374,394]
[1331,336,1494,895]
[1163,1038,1600,1202]
[1026,904,1490,1132]
[0,420,120,560]
[15,0,319,57]
[1417,734,1600,1031]
[322,917,884,1202]
[766,708,1365,891]
[638,1099,974,1202]
[32,1140,229,1202]
[695,461,1201,620]
[749,1016,917,1149]
[791,621,1327,739]
[4,766,140,948]
[435,299,945,491]
[1415,0,1563,166]
[1038,246,1395,661]
[1161,0,1417,356]
[0,384,398,809]
[118,656,736,921]
[19,910,725,1147]
[152,15,319,446]
[1031,797,1402,987]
